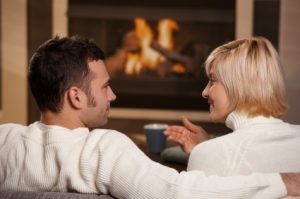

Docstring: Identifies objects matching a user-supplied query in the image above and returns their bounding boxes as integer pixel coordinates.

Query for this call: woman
[164,37,300,176]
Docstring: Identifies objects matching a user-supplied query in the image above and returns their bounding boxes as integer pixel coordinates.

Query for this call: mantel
[109,108,210,122]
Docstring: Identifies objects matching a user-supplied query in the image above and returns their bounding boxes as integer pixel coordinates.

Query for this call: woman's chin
[209,114,226,123]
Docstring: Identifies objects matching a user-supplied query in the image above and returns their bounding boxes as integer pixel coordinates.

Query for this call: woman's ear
[67,86,86,109]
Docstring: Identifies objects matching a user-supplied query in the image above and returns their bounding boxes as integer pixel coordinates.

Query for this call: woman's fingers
[164,125,190,146]
[182,116,202,133]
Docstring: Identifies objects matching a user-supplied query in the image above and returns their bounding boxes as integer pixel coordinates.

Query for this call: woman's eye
[209,78,216,85]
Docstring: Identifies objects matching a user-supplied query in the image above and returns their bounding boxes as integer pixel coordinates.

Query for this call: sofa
[0,191,115,199]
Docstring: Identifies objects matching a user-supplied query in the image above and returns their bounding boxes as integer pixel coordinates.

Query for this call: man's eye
[103,83,110,88]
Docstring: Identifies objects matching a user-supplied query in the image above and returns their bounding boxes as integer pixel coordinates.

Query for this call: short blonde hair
[205,37,288,118]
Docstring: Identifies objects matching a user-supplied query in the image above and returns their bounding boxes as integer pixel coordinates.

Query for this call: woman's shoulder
[190,132,245,162]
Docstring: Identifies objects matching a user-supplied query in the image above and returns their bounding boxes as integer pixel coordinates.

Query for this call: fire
[124,17,179,75]
[125,52,142,75]
[158,19,179,52]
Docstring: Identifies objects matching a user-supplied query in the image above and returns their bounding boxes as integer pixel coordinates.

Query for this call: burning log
[151,41,190,66]
[151,41,193,77]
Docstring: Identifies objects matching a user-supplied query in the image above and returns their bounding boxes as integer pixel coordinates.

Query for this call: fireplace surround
[68,0,235,112]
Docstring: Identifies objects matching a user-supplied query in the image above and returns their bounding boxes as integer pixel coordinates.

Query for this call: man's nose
[109,87,117,101]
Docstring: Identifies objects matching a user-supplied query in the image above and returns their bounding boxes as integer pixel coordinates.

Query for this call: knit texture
[188,111,300,174]
[0,122,286,198]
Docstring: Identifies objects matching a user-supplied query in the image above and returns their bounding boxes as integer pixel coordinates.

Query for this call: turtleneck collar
[225,111,282,131]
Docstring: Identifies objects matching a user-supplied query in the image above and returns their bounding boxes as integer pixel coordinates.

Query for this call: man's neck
[40,111,85,130]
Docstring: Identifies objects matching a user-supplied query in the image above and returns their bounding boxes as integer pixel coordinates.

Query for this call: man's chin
[101,118,108,126]
[101,116,109,126]
[87,118,108,128]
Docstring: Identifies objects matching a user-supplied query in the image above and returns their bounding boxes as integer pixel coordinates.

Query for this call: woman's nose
[202,84,209,99]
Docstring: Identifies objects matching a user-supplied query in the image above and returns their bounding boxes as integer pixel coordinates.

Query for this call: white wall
[52,0,68,37]
[279,0,300,123]
[235,0,253,39]
[0,0,68,124]
[0,0,27,124]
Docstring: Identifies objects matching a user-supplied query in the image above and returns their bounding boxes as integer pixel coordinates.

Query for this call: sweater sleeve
[95,131,287,199]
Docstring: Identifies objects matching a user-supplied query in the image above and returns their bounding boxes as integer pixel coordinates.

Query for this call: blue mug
[144,123,168,154]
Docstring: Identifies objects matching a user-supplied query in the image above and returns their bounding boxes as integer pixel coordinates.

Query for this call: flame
[125,53,142,75]
[172,63,185,74]
[125,18,179,75]
[158,19,179,51]
[135,18,160,69]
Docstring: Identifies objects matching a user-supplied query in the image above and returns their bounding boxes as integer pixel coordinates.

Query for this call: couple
[0,35,299,198]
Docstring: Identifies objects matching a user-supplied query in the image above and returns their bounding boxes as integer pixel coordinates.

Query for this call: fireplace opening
[69,0,235,111]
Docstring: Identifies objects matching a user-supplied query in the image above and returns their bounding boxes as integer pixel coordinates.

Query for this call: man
[0,35,299,198]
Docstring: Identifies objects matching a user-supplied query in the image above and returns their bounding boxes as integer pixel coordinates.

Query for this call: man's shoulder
[90,128,131,140]
[0,123,25,128]
[89,128,134,147]
[0,123,27,134]
[0,123,28,145]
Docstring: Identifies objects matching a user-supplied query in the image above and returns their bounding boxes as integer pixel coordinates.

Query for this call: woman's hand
[281,173,300,196]
[164,116,209,154]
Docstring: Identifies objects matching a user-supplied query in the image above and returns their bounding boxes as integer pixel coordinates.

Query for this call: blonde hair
[205,37,288,118]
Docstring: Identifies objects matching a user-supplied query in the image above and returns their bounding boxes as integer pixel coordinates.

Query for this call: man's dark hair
[28,35,105,112]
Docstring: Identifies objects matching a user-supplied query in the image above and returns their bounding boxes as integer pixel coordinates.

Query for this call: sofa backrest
[0,191,115,199]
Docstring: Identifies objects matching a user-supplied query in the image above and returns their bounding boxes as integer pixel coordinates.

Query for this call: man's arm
[109,157,287,198]
[102,133,288,199]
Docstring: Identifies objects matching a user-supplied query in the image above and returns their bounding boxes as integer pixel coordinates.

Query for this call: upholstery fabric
[0,191,115,199]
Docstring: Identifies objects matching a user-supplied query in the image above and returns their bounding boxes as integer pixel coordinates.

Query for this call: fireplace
[68,0,235,111]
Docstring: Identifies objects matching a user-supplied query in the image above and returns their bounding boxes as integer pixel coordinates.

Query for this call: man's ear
[67,86,86,109]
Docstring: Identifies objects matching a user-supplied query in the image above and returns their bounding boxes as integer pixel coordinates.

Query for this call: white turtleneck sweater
[0,122,287,198]
[188,111,300,176]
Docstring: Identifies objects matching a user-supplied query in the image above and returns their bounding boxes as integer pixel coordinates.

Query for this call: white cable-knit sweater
[0,122,287,198]
[188,111,300,176]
